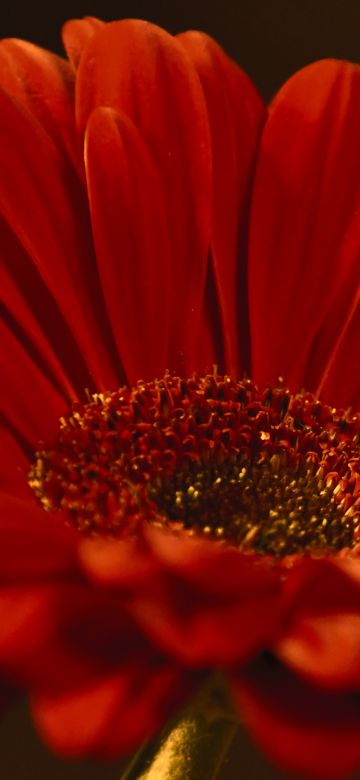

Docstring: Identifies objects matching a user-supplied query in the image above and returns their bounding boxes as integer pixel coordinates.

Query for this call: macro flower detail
[29,375,360,557]
[0,15,359,780]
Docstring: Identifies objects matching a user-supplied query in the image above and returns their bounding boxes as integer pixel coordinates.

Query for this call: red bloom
[0,17,360,779]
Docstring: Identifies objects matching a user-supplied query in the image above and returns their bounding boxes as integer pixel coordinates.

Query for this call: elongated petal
[85,107,171,382]
[249,60,360,404]
[232,659,360,779]
[32,664,191,757]
[0,87,120,392]
[0,218,78,404]
[76,19,212,374]
[62,17,104,69]
[0,39,79,172]
[0,317,67,444]
[179,31,265,376]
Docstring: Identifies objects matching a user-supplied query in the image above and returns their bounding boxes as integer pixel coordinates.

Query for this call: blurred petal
[0,426,31,497]
[32,663,191,757]
[0,494,76,581]
[232,658,360,779]
[127,528,283,665]
[249,60,360,406]
[276,557,360,689]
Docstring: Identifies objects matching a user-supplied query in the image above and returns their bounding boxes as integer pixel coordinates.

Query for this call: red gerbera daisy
[0,16,360,780]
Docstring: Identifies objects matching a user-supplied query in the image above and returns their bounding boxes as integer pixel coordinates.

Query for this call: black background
[2,0,360,101]
[1,1,360,777]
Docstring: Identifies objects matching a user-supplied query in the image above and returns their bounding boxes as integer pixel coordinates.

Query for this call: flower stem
[119,676,240,780]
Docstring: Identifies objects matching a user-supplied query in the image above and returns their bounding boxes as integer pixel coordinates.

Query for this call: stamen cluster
[29,375,360,556]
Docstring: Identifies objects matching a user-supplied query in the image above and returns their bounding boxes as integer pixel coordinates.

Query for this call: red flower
[0,16,360,779]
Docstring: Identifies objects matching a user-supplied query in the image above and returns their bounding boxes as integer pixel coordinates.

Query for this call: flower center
[28,374,360,557]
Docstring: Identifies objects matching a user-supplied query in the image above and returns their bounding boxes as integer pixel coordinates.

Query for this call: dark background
[1,1,360,777]
[3,0,360,101]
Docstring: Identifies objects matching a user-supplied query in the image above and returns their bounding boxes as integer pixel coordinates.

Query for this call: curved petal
[0,583,145,692]
[178,31,266,377]
[62,17,104,69]
[85,107,171,383]
[126,529,283,666]
[276,557,360,689]
[32,663,192,757]
[0,39,79,173]
[248,59,360,405]
[0,86,120,392]
[232,658,360,779]
[76,19,212,375]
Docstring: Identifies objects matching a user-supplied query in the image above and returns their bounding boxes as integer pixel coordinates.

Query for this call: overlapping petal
[0,38,79,171]
[249,59,360,407]
[76,19,212,374]
[32,662,193,757]
[85,107,171,382]
[178,31,265,376]
[232,658,360,779]
[0,16,359,779]
[0,87,121,398]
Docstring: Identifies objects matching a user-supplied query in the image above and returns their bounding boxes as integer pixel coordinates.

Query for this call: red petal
[85,107,171,382]
[276,557,360,689]
[79,537,160,589]
[0,213,97,402]
[0,86,120,392]
[0,39,79,173]
[178,31,265,376]
[0,494,77,581]
[248,60,360,404]
[277,612,360,690]
[0,582,145,692]
[0,316,67,445]
[232,659,360,779]
[32,663,191,757]
[62,17,104,69]
[0,426,30,497]
[145,525,279,595]
[128,528,283,665]
[307,282,360,408]
[76,19,212,375]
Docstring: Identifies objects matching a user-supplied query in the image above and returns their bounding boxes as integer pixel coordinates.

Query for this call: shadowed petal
[76,19,212,374]
[0,39,79,172]
[0,87,120,392]
[32,663,192,757]
[0,494,77,581]
[179,31,265,377]
[249,60,360,406]
[85,107,171,383]
[232,658,360,779]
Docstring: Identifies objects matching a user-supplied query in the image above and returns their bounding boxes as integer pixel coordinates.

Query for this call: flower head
[0,16,359,779]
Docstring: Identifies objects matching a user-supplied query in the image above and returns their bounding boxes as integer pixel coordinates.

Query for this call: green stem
[119,676,240,780]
